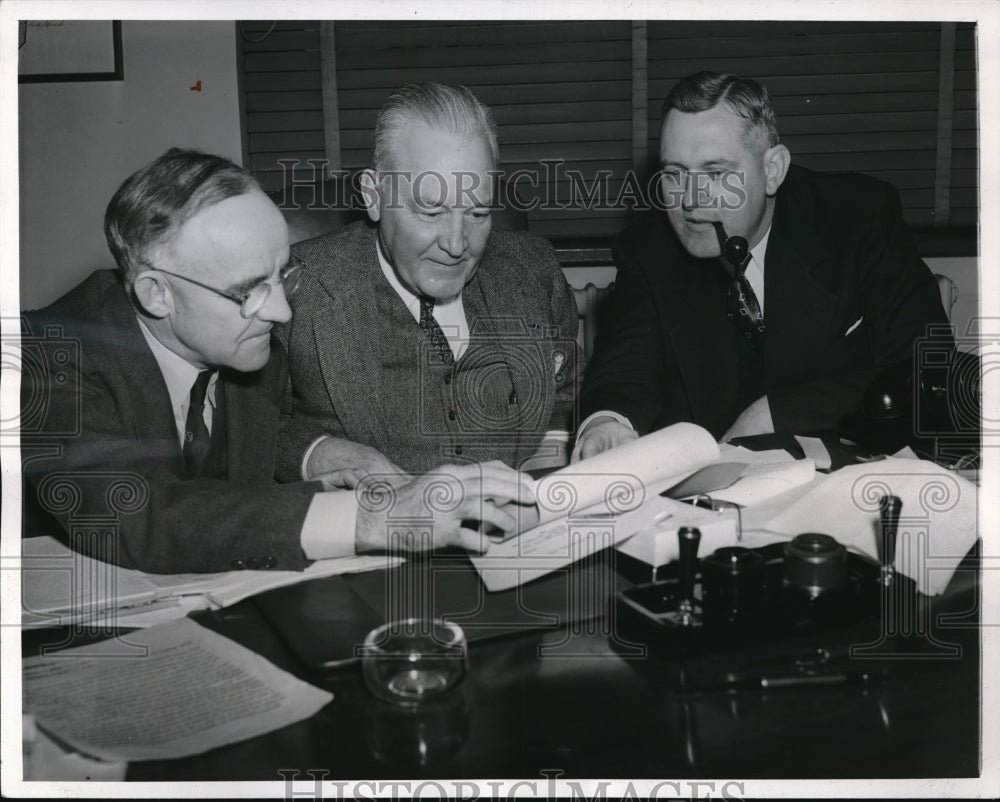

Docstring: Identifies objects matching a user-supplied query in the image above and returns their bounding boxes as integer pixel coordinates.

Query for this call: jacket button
[262,555,277,568]
[448,410,456,421]
[246,556,261,570]
[444,375,452,385]
[230,559,246,570]
[455,445,464,455]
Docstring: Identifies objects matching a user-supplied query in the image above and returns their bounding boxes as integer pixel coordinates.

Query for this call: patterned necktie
[723,240,766,344]
[183,370,213,476]
[419,297,455,366]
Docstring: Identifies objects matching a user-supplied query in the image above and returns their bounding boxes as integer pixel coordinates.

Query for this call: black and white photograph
[2,0,997,798]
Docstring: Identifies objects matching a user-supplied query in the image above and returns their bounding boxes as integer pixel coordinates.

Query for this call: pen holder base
[612,542,922,667]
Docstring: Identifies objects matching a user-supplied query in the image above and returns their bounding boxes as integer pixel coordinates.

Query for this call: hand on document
[570,415,638,462]
[354,461,536,555]
[307,436,412,488]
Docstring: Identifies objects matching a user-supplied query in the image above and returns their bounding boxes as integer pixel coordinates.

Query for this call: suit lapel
[763,192,840,378]
[665,250,741,424]
[102,283,187,472]
[312,231,391,453]
[222,371,266,482]
[464,245,502,341]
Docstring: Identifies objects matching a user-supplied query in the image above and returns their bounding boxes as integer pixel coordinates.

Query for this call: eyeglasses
[150,256,304,318]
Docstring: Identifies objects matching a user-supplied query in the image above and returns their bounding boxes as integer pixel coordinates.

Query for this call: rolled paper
[533,422,720,524]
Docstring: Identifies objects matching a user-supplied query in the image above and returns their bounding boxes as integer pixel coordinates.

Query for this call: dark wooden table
[108,549,980,783]
[23,432,983,785]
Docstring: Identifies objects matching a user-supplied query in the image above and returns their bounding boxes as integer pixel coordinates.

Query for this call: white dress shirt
[376,239,470,359]
[138,318,217,446]
[138,317,357,561]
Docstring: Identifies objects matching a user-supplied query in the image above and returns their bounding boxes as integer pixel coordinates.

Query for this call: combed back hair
[371,82,499,172]
[662,71,780,152]
[104,148,260,281]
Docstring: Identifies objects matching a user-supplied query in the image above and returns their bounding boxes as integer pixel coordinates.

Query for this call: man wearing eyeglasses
[21,148,533,573]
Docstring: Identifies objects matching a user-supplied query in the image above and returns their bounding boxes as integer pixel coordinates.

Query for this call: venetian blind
[646,21,977,227]
[239,20,977,240]
[333,20,635,239]
[240,21,325,192]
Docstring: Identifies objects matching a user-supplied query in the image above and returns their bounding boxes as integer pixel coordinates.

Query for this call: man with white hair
[278,82,579,485]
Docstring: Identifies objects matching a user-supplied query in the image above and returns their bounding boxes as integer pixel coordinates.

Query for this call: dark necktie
[725,250,766,344]
[419,297,455,366]
[183,370,213,476]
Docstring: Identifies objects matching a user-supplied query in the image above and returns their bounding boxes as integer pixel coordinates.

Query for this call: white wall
[18,21,243,310]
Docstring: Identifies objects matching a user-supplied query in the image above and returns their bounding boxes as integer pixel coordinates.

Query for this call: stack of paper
[19,536,404,629]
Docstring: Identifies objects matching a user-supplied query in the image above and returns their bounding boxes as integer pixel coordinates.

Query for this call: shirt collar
[750,223,772,272]
[136,316,214,414]
[375,237,464,321]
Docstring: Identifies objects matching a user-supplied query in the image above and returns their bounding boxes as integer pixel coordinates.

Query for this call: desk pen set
[614,494,922,666]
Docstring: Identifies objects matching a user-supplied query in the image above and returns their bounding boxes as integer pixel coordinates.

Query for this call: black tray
[612,542,916,664]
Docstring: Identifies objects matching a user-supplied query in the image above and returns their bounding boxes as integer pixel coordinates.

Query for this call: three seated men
[22,74,949,572]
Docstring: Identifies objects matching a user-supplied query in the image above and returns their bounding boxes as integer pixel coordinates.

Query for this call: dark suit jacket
[581,165,950,439]
[21,270,318,573]
[276,221,579,477]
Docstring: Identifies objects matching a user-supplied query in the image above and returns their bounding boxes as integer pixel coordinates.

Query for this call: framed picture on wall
[18,20,123,83]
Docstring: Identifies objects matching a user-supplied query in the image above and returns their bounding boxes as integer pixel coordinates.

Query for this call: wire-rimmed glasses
[149,255,304,318]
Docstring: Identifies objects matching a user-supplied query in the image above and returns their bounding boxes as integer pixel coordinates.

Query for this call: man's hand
[306,436,411,487]
[311,469,362,491]
[519,434,569,474]
[721,395,774,442]
[353,461,535,554]
[571,416,638,463]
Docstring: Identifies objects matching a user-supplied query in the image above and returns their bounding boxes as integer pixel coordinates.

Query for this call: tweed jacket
[21,270,318,573]
[581,165,950,440]
[277,221,579,477]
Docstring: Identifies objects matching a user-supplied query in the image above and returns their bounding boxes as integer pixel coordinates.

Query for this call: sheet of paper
[143,553,406,608]
[19,537,161,629]
[794,435,833,470]
[22,618,332,762]
[471,423,720,590]
[717,443,798,465]
[19,535,404,629]
[472,495,696,592]
[759,457,978,595]
[708,459,816,507]
[663,461,748,499]
[533,422,720,523]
